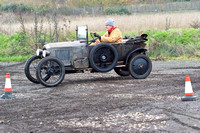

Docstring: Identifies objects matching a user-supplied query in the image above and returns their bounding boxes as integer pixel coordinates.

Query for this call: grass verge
[0,28,200,62]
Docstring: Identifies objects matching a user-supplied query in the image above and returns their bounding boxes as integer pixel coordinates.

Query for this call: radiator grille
[55,49,72,63]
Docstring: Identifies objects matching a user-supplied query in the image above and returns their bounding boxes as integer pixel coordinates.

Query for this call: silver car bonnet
[43,40,89,67]
[44,41,87,49]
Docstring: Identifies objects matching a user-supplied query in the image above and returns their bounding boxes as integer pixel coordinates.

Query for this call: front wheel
[36,56,65,87]
[128,54,152,79]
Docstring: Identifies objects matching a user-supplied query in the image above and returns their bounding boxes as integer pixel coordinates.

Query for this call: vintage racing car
[24,25,152,87]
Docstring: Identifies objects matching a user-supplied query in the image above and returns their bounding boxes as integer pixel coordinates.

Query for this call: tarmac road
[0,60,200,132]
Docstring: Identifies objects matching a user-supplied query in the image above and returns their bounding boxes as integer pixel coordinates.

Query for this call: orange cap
[185,75,190,82]
[6,73,10,78]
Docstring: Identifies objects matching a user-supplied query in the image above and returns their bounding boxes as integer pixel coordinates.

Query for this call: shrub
[1,3,17,12]
[36,8,51,15]
[104,8,115,15]
[1,3,33,13]
[190,19,200,29]
[116,7,131,15]
[146,29,200,59]
[17,4,33,13]
[58,7,82,16]
[0,32,31,56]
[36,5,51,15]
[104,6,131,15]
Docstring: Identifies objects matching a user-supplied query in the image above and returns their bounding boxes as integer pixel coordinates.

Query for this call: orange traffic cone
[1,73,15,99]
[181,75,197,101]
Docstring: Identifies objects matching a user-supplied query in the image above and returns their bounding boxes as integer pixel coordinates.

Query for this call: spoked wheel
[24,55,41,84]
[128,54,152,79]
[89,43,118,72]
[36,56,65,87]
[114,67,129,76]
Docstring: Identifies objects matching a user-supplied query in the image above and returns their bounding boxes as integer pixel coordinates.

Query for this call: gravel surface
[0,60,200,132]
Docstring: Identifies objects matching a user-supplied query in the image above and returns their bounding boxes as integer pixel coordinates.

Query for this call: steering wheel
[90,32,95,39]
[89,32,97,44]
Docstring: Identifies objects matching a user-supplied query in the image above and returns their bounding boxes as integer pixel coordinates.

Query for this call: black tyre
[128,54,152,79]
[24,55,41,84]
[114,67,129,76]
[89,43,118,72]
[36,56,65,87]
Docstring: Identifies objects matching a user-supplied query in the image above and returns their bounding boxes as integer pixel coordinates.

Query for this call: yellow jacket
[91,27,122,45]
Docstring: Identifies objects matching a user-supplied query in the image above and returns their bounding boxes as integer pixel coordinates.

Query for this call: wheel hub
[138,64,144,69]
[47,67,54,75]
[132,58,148,75]
[100,54,107,62]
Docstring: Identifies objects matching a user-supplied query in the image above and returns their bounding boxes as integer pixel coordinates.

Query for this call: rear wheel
[89,43,118,72]
[24,55,41,84]
[114,67,129,76]
[128,54,152,79]
[36,57,65,87]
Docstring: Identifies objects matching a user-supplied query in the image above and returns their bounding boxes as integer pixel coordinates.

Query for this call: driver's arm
[90,39,100,45]
[101,29,122,43]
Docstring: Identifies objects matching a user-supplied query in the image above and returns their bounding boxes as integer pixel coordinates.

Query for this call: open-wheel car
[24,25,152,87]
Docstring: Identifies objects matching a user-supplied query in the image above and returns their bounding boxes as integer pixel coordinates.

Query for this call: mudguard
[125,48,147,65]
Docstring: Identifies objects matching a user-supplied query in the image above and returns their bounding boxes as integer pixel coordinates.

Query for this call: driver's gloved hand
[93,32,99,37]
[90,38,96,42]
[94,33,101,40]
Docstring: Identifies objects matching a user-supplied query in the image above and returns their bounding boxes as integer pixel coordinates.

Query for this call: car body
[25,25,152,87]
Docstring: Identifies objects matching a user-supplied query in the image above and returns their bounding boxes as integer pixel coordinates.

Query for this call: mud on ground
[0,60,200,132]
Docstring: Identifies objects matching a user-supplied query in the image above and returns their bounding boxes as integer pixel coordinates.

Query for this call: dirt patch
[0,60,200,132]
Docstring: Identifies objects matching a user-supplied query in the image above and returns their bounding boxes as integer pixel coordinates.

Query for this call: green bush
[104,6,131,15]
[1,3,33,13]
[36,6,51,15]
[104,8,115,15]
[1,3,17,12]
[145,29,200,59]
[147,29,200,46]
[116,7,131,15]
[0,32,31,57]
[1,3,53,14]
[17,4,33,13]
[58,7,84,16]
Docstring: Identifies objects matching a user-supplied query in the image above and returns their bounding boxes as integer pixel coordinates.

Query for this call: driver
[90,18,122,45]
